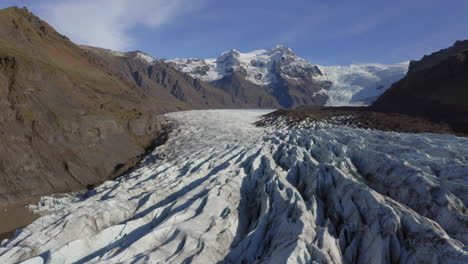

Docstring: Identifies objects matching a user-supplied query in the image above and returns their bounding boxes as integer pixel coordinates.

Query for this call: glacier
[0,110,467,263]
[318,63,409,105]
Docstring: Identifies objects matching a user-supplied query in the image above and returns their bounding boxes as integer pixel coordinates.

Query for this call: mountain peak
[3,6,30,15]
[273,44,288,50]
[134,51,157,64]
[221,49,241,56]
[272,44,294,55]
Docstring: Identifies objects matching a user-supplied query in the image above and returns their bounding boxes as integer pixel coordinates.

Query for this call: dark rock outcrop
[258,106,460,136]
[372,40,468,133]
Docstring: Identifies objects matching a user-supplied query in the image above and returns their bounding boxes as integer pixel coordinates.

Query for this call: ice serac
[1,110,467,263]
[166,46,408,107]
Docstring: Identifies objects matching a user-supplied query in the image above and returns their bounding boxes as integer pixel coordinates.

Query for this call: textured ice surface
[318,63,408,105]
[0,110,467,263]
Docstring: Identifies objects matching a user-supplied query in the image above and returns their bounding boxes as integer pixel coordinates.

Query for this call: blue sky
[2,0,468,65]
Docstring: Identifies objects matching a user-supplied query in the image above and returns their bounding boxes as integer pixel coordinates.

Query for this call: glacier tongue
[1,110,467,264]
[318,63,409,106]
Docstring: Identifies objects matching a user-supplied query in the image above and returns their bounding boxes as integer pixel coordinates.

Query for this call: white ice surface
[1,110,467,263]
[318,63,409,106]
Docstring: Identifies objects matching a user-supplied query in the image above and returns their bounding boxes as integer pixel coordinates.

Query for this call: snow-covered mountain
[166,46,408,106]
[2,110,467,263]
[166,45,322,86]
[81,45,408,108]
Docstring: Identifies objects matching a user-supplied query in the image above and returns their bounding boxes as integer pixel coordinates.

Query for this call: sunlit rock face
[1,110,467,264]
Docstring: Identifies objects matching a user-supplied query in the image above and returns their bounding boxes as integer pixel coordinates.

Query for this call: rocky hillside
[78,46,267,109]
[0,7,253,206]
[166,46,408,107]
[372,40,468,133]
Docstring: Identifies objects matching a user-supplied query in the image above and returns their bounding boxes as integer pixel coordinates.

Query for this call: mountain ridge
[165,46,408,107]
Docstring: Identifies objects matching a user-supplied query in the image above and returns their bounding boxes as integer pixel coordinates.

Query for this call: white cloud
[39,0,205,51]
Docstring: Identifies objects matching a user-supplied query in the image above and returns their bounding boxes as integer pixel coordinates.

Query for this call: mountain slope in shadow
[372,40,468,133]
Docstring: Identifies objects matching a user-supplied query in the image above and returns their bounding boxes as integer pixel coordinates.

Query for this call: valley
[1,110,467,263]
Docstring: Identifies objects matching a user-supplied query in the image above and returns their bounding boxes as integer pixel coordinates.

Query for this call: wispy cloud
[37,0,207,51]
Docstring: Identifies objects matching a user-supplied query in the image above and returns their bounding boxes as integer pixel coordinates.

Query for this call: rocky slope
[1,110,466,263]
[166,46,408,107]
[259,106,461,136]
[372,40,468,133]
[0,6,255,207]
[79,46,264,109]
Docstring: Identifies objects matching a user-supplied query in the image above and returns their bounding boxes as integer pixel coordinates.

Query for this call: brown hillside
[0,6,244,207]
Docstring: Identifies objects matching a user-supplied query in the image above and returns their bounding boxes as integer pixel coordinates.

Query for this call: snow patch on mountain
[1,110,467,263]
[135,52,157,64]
[109,50,126,57]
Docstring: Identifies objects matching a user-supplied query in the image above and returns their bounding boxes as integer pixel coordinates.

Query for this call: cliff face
[0,7,240,205]
[372,40,468,133]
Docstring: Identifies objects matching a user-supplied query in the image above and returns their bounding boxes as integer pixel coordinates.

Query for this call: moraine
[0,110,467,264]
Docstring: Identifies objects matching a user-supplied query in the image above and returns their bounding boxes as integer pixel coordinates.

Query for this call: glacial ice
[0,110,467,263]
[318,62,409,106]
